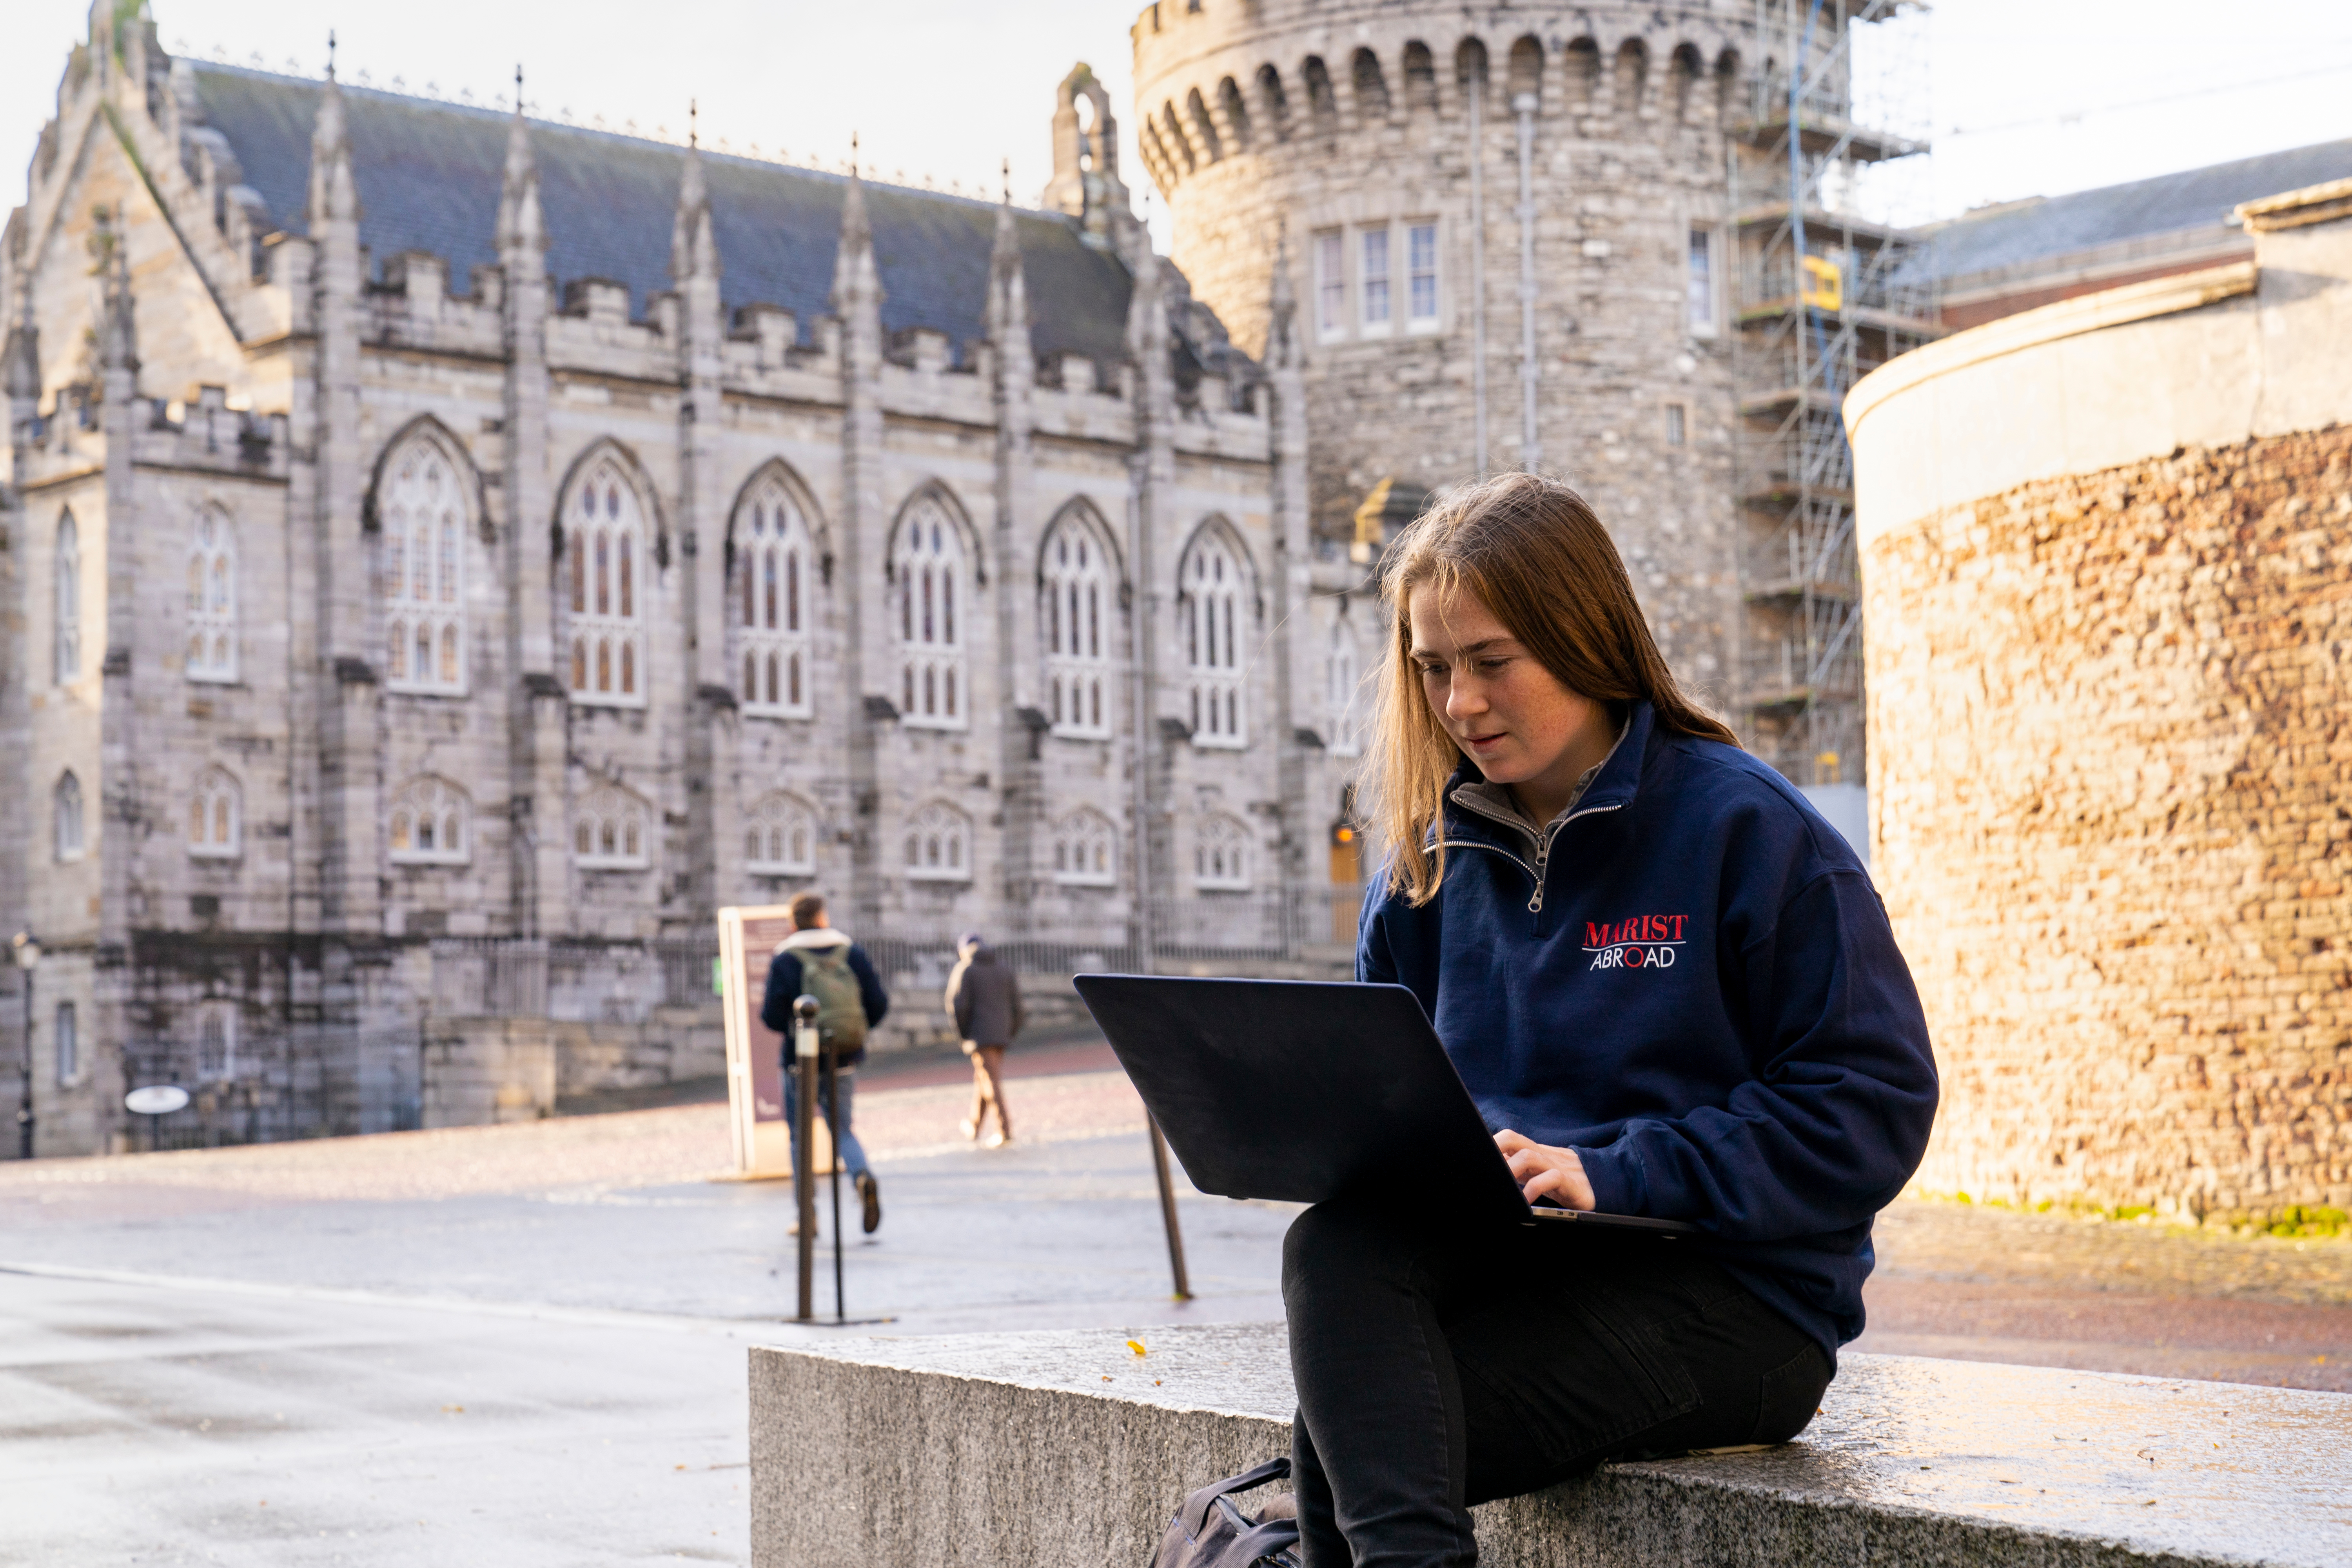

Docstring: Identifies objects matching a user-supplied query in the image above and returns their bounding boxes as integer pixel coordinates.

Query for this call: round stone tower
[1129,1,1921,773]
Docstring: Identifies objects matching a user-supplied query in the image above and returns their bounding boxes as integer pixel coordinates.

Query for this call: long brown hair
[1365,473,1738,905]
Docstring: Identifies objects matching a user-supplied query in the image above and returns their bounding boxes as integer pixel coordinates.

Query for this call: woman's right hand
[1494,1129,1597,1211]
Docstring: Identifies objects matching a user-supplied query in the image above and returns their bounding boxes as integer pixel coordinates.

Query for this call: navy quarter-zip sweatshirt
[1359,701,1939,1363]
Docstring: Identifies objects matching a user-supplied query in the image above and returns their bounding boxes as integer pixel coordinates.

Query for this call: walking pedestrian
[944,931,1023,1147]
[760,892,890,1234]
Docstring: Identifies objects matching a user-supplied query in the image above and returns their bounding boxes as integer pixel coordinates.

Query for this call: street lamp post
[12,931,40,1161]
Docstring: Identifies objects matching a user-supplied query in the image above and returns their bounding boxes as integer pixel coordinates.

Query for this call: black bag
[1150,1457,1301,1568]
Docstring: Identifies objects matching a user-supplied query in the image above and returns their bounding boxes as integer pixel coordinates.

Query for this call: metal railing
[862,888,1367,988]
[122,1027,423,1150]
[428,936,721,1020]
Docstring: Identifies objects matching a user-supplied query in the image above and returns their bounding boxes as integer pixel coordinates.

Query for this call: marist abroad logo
[1584,915,1689,971]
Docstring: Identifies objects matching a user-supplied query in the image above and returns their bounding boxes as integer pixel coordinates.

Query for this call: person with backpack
[943,931,1024,1147]
[760,891,891,1234]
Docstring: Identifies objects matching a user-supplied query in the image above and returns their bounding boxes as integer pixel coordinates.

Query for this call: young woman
[1284,474,1938,1568]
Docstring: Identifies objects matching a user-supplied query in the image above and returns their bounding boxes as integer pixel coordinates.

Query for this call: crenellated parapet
[133,388,292,481]
[1129,1,1768,199]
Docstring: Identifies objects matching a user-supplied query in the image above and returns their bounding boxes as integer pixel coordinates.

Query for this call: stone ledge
[750,1323,2352,1568]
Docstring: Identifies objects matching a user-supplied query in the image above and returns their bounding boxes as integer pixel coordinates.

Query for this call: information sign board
[716,905,833,1180]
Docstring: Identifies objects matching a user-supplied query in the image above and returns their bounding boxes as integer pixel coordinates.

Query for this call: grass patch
[1910,1189,2352,1240]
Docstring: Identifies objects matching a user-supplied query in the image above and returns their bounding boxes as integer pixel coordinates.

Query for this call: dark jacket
[945,944,1025,1046]
[1358,701,1939,1364]
[760,929,890,1065]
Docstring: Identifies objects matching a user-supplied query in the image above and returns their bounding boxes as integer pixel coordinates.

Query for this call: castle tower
[1130,0,1931,782]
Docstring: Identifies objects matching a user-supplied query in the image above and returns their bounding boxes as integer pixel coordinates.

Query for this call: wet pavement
[4,1052,2350,1563]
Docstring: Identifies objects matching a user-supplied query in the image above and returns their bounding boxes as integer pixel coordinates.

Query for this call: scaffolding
[1730,0,1936,788]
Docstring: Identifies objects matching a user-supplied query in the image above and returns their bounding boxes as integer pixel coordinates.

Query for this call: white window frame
[1328,618,1364,758]
[1686,225,1719,338]
[187,506,238,683]
[54,1000,80,1086]
[735,483,815,720]
[1042,514,1114,740]
[389,776,471,866]
[190,767,242,860]
[574,783,652,869]
[893,495,970,731]
[197,1002,238,1081]
[382,442,468,696]
[54,770,85,863]
[1181,529,1249,750]
[1406,220,1441,332]
[745,792,819,877]
[902,800,973,884]
[1665,402,1688,448]
[564,459,651,709]
[1192,813,1252,892]
[1313,229,1347,341]
[54,512,80,686]
[1359,225,1392,335]
[1051,808,1118,887]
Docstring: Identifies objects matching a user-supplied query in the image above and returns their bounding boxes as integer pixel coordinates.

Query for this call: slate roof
[188,62,1137,370]
[1927,137,2352,283]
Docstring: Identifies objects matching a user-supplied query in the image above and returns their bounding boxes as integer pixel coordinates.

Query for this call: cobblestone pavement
[0,1067,1148,1218]
[1858,1195,2352,1393]
[1872,1198,2352,1308]
[5,1060,2348,1392]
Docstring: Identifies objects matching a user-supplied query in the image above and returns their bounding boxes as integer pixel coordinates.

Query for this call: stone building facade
[1125,0,1901,759]
[0,6,1358,1156]
[1849,180,2352,1220]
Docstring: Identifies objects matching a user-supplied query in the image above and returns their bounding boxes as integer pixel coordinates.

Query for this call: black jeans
[1281,1198,1833,1568]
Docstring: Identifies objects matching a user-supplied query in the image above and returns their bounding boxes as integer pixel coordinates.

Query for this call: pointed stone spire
[496,68,545,259]
[829,137,881,321]
[5,245,40,448]
[1267,223,1300,371]
[306,38,359,228]
[670,102,717,285]
[985,159,1029,351]
[99,204,137,375]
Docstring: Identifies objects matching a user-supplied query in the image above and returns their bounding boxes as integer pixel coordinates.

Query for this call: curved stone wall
[1849,198,2352,1219]
[1129,1,1814,704]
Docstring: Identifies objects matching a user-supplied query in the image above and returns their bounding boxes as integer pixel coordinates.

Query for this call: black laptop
[1073,975,1694,1235]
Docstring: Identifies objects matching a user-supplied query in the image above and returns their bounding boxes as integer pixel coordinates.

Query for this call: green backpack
[797,945,869,1061]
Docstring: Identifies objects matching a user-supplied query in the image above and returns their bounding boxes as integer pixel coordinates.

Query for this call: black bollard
[793,994,819,1322]
[823,1038,844,1321]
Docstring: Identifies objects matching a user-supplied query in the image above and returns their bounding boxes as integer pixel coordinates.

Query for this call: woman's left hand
[1494,1130,1596,1210]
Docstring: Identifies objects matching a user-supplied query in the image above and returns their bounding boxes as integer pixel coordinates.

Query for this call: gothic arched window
[1328,616,1364,757]
[565,457,650,708]
[189,767,242,859]
[573,782,651,869]
[389,777,470,866]
[735,478,815,719]
[53,770,85,862]
[1193,812,1252,891]
[381,439,467,695]
[54,512,80,685]
[187,506,238,683]
[893,493,968,731]
[1181,525,1250,748]
[744,792,818,876]
[1041,507,1113,739]
[902,800,973,882]
[1051,807,1117,887]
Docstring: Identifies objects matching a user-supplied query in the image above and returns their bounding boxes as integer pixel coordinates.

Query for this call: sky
[4,0,2348,247]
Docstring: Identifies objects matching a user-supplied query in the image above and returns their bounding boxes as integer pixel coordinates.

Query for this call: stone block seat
[751,1323,2351,1568]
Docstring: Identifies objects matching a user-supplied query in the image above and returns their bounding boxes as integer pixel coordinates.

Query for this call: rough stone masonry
[1870,429,2352,1219]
